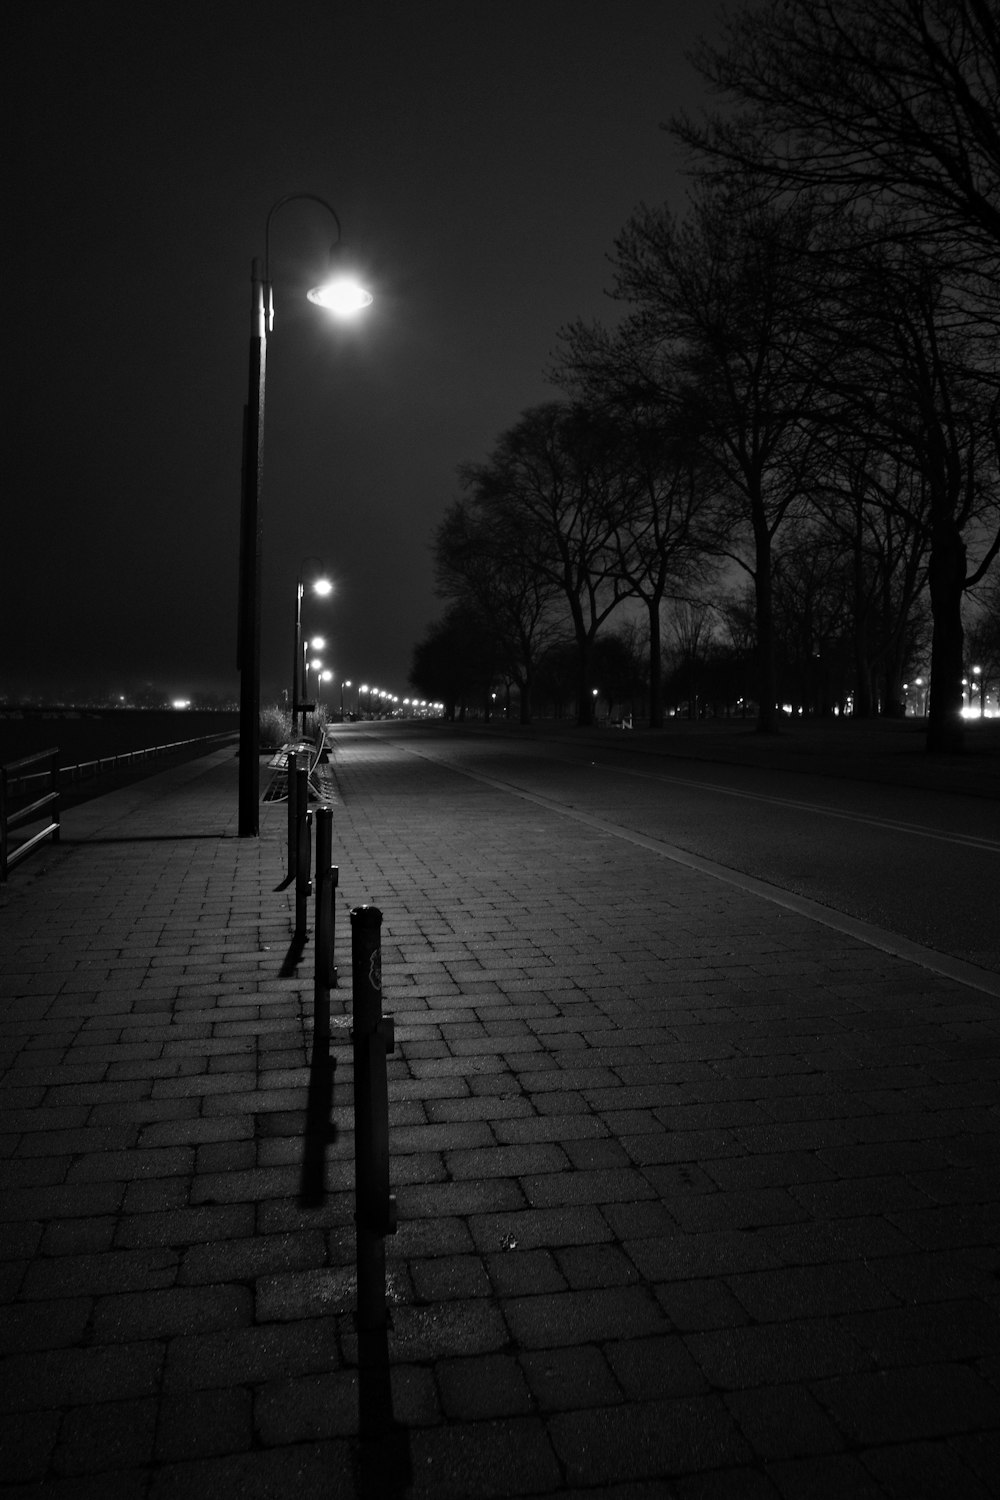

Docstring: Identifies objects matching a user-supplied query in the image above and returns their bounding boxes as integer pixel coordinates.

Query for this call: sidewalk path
[1,733,998,1498]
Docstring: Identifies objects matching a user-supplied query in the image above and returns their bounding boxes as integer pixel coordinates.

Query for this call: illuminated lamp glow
[307,275,373,318]
[312,578,333,597]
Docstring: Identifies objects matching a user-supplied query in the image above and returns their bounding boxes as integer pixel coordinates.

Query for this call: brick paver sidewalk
[1,734,998,1498]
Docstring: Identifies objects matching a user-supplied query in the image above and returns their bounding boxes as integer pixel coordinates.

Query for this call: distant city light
[171,699,191,710]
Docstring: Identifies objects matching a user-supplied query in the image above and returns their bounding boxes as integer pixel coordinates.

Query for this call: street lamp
[237,193,372,836]
[292,567,332,737]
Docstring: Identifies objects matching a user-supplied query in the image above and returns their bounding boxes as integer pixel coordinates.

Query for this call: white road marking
[401,743,1000,999]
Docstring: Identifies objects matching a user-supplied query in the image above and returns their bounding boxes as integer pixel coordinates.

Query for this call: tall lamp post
[292,562,332,736]
[236,193,372,836]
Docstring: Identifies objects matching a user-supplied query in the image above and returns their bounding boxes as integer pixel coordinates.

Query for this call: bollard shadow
[298,1039,338,1209]
[354,1324,412,1499]
[279,931,308,977]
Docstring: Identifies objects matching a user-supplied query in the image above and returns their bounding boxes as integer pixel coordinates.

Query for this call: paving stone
[154,1385,253,1462]
[408,1416,563,1498]
[519,1343,622,1412]
[146,1440,353,1500]
[378,1297,510,1361]
[92,1284,251,1342]
[0,1297,93,1353]
[0,1342,164,1413]
[555,1242,640,1290]
[763,1451,887,1499]
[52,1396,158,1477]
[20,1248,179,1300]
[549,1396,754,1485]
[503,1285,668,1349]
[724,1382,846,1461]
[437,1352,534,1420]
[0,1409,62,1481]
[253,1370,357,1444]
[684,1320,873,1389]
[410,1252,493,1302]
[860,1437,996,1499]
[809,1362,1000,1445]
[725,1263,899,1322]
[162,1318,339,1392]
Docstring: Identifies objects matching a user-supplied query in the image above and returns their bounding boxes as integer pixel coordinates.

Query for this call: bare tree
[667,600,715,720]
[606,177,827,732]
[555,322,719,727]
[434,498,564,724]
[811,238,1000,746]
[459,403,633,726]
[812,443,931,718]
[678,0,1000,748]
[964,571,1000,715]
[681,0,1000,265]
[409,602,499,722]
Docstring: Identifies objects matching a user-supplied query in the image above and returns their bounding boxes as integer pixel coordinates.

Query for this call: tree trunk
[881,666,906,718]
[754,530,781,733]
[577,644,595,725]
[926,518,966,753]
[854,660,874,718]
[852,602,875,718]
[647,599,664,729]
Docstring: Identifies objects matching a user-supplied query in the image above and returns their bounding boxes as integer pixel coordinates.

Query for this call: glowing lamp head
[311,577,333,597]
[308,270,373,319]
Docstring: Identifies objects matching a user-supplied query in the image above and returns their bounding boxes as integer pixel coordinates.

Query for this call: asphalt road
[360,723,1000,984]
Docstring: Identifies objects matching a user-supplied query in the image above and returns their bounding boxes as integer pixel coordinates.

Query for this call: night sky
[5,0,712,707]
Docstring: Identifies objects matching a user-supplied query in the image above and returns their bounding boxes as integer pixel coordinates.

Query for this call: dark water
[0,710,239,770]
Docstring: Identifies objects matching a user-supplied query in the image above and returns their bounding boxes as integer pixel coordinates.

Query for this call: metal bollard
[313,805,338,1049]
[350,905,397,1332]
[286,746,298,879]
[294,758,312,945]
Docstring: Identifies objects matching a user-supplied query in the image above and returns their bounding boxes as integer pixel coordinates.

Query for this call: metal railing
[6,732,237,795]
[57,731,237,790]
[1,747,61,880]
[0,731,237,878]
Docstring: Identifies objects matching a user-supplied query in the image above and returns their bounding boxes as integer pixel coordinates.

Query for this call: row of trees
[411,0,1000,751]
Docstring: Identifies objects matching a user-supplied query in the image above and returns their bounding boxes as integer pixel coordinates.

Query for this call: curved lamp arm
[265,193,342,285]
[263,193,370,326]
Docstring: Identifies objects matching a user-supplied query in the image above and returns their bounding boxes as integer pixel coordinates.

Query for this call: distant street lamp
[237,193,372,836]
[292,562,332,736]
